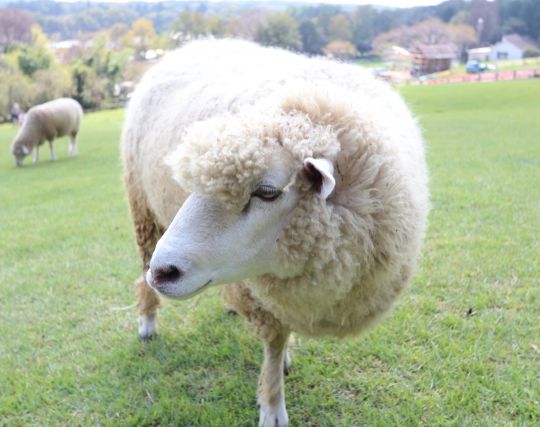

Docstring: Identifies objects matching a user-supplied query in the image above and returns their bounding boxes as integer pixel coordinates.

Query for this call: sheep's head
[146,98,342,299]
[11,142,31,167]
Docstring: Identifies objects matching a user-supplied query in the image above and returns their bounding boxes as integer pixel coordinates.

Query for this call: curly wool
[123,39,429,339]
[167,89,427,338]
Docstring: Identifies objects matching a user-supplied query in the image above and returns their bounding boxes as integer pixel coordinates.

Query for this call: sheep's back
[123,39,413,228]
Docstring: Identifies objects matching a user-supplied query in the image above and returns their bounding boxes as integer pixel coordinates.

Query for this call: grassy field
[1,80,539,426]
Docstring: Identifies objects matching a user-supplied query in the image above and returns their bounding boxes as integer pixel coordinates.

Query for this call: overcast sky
[63,0,447,8]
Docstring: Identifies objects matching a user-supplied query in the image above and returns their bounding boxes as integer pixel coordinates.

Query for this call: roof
[412,44,456,59]
[467,47,491,54]
[503,34,537,51]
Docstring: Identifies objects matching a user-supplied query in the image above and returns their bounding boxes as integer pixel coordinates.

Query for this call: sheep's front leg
[48,141,56,161]
[33,145,39,163]
[258,329,290,427]
[136,275,160,339]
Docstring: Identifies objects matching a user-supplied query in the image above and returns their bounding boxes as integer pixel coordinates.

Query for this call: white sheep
[121,39,429,427]
[10,97,83,167]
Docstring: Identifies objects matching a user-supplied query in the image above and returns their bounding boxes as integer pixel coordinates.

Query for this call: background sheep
[122,39,429,427]
[10,97,83,167]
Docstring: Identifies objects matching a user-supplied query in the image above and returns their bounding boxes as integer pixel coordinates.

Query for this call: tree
[323,40,358,60]
[17,25,52,77]
[328,14,353,42]
[71,63,107,110]
[32,65,73,105]
[172,10,209,40]
[109,23,130,49]
[228,9,268,40]
[467,0,500,44]
[351,6,378,54]
[299,20,325,55]
[0,8,34,52]
[17,46,51,77]
[518,0,540,42]
[171,10,225,44]
[255,13,302,51]
[0,64,33,121]
[311,5,342,42]
[523,47,540,58]
[123,18,157,55]
[373,18,476,58]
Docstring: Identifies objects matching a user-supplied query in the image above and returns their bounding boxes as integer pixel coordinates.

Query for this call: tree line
[1,0,539,121]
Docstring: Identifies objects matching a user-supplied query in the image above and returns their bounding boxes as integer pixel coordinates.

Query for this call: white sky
[61,0,447,8]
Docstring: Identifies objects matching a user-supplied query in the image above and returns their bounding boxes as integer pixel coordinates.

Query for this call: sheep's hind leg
[33,145,39,163]
[48,140,56,161]
[69,133,77,156]
[258,329,290,427]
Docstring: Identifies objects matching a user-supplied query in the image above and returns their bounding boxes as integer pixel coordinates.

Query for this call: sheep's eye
[251,185,282,201]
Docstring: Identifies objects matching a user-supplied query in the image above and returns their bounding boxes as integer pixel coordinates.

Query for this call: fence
[420,68,540,85]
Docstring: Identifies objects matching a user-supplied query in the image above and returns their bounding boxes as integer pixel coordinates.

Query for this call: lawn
[1,79,539,426]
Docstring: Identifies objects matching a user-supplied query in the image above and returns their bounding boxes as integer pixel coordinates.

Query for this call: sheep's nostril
[152,265,183,285]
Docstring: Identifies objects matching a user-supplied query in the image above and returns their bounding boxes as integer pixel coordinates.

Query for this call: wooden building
[411,44,456,76]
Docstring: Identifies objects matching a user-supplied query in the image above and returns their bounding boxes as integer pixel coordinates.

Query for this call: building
[489,34,537,61]
[410,44,456,76]
[467,47,491,62]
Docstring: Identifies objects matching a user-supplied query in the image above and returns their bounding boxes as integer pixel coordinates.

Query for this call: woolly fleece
[10,97,83,159]
[122,39,429,339]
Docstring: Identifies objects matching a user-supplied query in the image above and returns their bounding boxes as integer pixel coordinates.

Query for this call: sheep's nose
[152,264,183,286]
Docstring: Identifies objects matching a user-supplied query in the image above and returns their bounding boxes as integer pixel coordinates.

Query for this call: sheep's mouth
[154,279,213,300]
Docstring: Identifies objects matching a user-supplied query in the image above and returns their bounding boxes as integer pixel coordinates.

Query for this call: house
[385,45,412,70]
[49,39,82,63]
[467,47,491,62]
[489,34,537,61]
[410,44,456,76]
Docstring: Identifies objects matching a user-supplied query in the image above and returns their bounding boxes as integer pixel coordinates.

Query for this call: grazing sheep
[10,97,83,167]
[122,39,429,426]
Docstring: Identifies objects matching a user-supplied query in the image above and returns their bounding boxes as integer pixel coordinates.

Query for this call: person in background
[10,103,23,125]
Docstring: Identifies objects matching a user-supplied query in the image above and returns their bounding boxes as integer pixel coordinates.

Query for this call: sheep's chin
[146,269,213,300]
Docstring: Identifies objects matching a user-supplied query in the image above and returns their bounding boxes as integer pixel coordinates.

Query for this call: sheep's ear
[22,145,30,155]
[304,157,335,200]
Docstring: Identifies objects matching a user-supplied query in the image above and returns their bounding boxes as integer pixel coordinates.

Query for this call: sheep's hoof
[259,401,288,427]
[138,314,157,340]
[283,350,292,376]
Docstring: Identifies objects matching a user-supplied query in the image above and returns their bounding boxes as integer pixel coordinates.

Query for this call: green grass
[1,80,539,426]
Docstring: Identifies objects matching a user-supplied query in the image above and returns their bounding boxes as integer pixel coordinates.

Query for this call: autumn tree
[122,18,157,56]
[323,39,358,60]
[228,10,268,40]
[109,23,130,49]
[373,18,476,59]
[0,8,34,52]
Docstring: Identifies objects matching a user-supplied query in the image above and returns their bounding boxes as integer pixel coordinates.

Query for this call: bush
[32,65,73,105]
[523,47,540,58]
[0,67,33,122]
